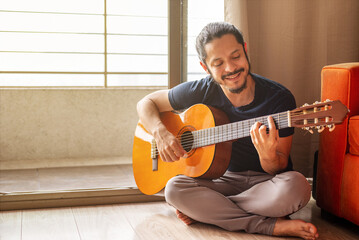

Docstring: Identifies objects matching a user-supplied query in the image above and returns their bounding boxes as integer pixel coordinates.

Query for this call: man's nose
[224,61,237,73]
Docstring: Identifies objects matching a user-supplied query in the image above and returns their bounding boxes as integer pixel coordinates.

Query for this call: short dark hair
[195,22,245,65]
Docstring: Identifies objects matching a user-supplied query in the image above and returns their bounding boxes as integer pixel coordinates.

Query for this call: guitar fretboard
[191,111,290,149]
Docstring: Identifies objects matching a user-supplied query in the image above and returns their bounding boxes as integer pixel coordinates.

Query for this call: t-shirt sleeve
[168,78,210,110]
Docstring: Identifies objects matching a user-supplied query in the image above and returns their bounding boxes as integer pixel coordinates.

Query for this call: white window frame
[0,0,179,88]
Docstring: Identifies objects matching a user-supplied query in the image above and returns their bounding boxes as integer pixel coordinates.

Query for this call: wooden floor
[1,197,359,239]
[1,164,359,239]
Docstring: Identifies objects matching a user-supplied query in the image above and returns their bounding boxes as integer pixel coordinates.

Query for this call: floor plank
[118,202,199,240]
[21,208,80,240]
[72,204,138,240]
[0,210,22,240]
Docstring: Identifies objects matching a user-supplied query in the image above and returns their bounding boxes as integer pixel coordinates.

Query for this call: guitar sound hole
[181,131,193,152]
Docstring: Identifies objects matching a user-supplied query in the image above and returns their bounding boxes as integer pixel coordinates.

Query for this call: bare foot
[175,210,197,225]
[273,218,319,240]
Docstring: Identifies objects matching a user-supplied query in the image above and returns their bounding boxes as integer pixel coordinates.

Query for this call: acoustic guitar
[132,100,348,195]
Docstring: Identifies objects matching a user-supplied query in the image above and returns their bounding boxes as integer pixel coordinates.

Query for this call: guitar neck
[192,111,290,148]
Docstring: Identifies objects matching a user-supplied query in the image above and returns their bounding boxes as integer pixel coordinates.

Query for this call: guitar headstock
[290,100,349,133]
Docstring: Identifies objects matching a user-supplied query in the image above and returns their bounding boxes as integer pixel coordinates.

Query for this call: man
[136,22,319,240]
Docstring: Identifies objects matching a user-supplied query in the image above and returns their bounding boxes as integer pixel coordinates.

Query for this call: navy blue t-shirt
[168,73,296,173]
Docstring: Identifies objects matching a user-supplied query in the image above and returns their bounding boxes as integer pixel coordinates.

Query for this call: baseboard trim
[0,187,164,211]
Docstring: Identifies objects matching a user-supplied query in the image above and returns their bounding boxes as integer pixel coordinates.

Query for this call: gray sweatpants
[164,170,311,235]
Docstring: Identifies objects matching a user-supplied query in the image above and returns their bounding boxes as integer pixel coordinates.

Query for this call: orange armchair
[315,62,359,226]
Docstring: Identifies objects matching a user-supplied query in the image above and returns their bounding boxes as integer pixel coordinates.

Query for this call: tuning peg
[303,127,314,134]
[302,103,309,107]
[317,125,325,133]
[314,101,321,104]
[325,99,331,102]
[328,124,336,132]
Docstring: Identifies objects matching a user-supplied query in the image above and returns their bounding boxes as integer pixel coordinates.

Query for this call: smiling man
[136,22,319,240]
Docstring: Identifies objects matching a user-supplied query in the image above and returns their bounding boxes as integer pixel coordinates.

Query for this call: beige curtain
[224,0,359,177]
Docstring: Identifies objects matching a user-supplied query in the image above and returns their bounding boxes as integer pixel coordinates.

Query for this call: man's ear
[244,42,248,53]
[200,61,210,74]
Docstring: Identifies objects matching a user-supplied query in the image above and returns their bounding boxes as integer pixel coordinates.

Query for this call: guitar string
[176,110,327,145]
[153,111,327,155]
[177,110,326,144]
[153,114,290,155]
[177,112,290,143]
[181,119,289,150]
[160,112,323,149]
[154,117,303,153]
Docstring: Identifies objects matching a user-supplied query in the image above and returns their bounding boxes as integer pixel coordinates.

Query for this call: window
[0,0,223,87]
[187,0,224,82]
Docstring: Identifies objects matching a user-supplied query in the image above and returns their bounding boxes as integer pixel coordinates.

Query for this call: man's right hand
[153,124,188,162]
[137,89,187,162]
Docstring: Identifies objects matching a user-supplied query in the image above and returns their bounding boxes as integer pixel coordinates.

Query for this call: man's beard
[224,68,248,94]
[229,77,247,94]
[210,67,249,94]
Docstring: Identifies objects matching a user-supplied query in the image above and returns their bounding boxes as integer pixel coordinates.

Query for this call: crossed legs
[165,171,318,239]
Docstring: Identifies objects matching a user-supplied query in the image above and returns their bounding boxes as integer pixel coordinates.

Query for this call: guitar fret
[218,125,222,143]
[194,130,198,148]
[228,123,232,141]
[225,125,228,141]
[202,129,205,146]
[219,125,224,142]
[193,111,294,148]
[226,124,229,141]
[204,128,208,146]
[219,126,221,142]
[277,113,281,129]
[204,128,207,146]
[238,121,242,138]
[198,129,202,147]
[214,126,217,144]
[232,122,236,139]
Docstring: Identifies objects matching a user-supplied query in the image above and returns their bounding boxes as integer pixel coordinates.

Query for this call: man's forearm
[260,151,288,175]
[137,97,164,136]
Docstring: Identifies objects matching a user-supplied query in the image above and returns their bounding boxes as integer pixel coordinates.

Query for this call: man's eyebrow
[212,57,222,63]
[231,49,241,55]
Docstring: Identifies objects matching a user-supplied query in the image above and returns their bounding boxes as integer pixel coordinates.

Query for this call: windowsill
[0,162,164,211]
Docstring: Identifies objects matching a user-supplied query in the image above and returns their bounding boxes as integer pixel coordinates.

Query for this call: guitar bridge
[151,139,158,171]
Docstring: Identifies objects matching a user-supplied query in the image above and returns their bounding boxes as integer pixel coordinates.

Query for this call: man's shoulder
[194,75,215,86]
[168,75,220,110]
[177,75,214,88]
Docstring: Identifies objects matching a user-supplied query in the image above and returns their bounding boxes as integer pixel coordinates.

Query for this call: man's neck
[222,74,255,108]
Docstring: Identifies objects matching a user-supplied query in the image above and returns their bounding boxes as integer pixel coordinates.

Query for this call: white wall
[0,88,157,168]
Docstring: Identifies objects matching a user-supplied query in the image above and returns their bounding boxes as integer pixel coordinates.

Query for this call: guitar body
[132,104,232,195]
